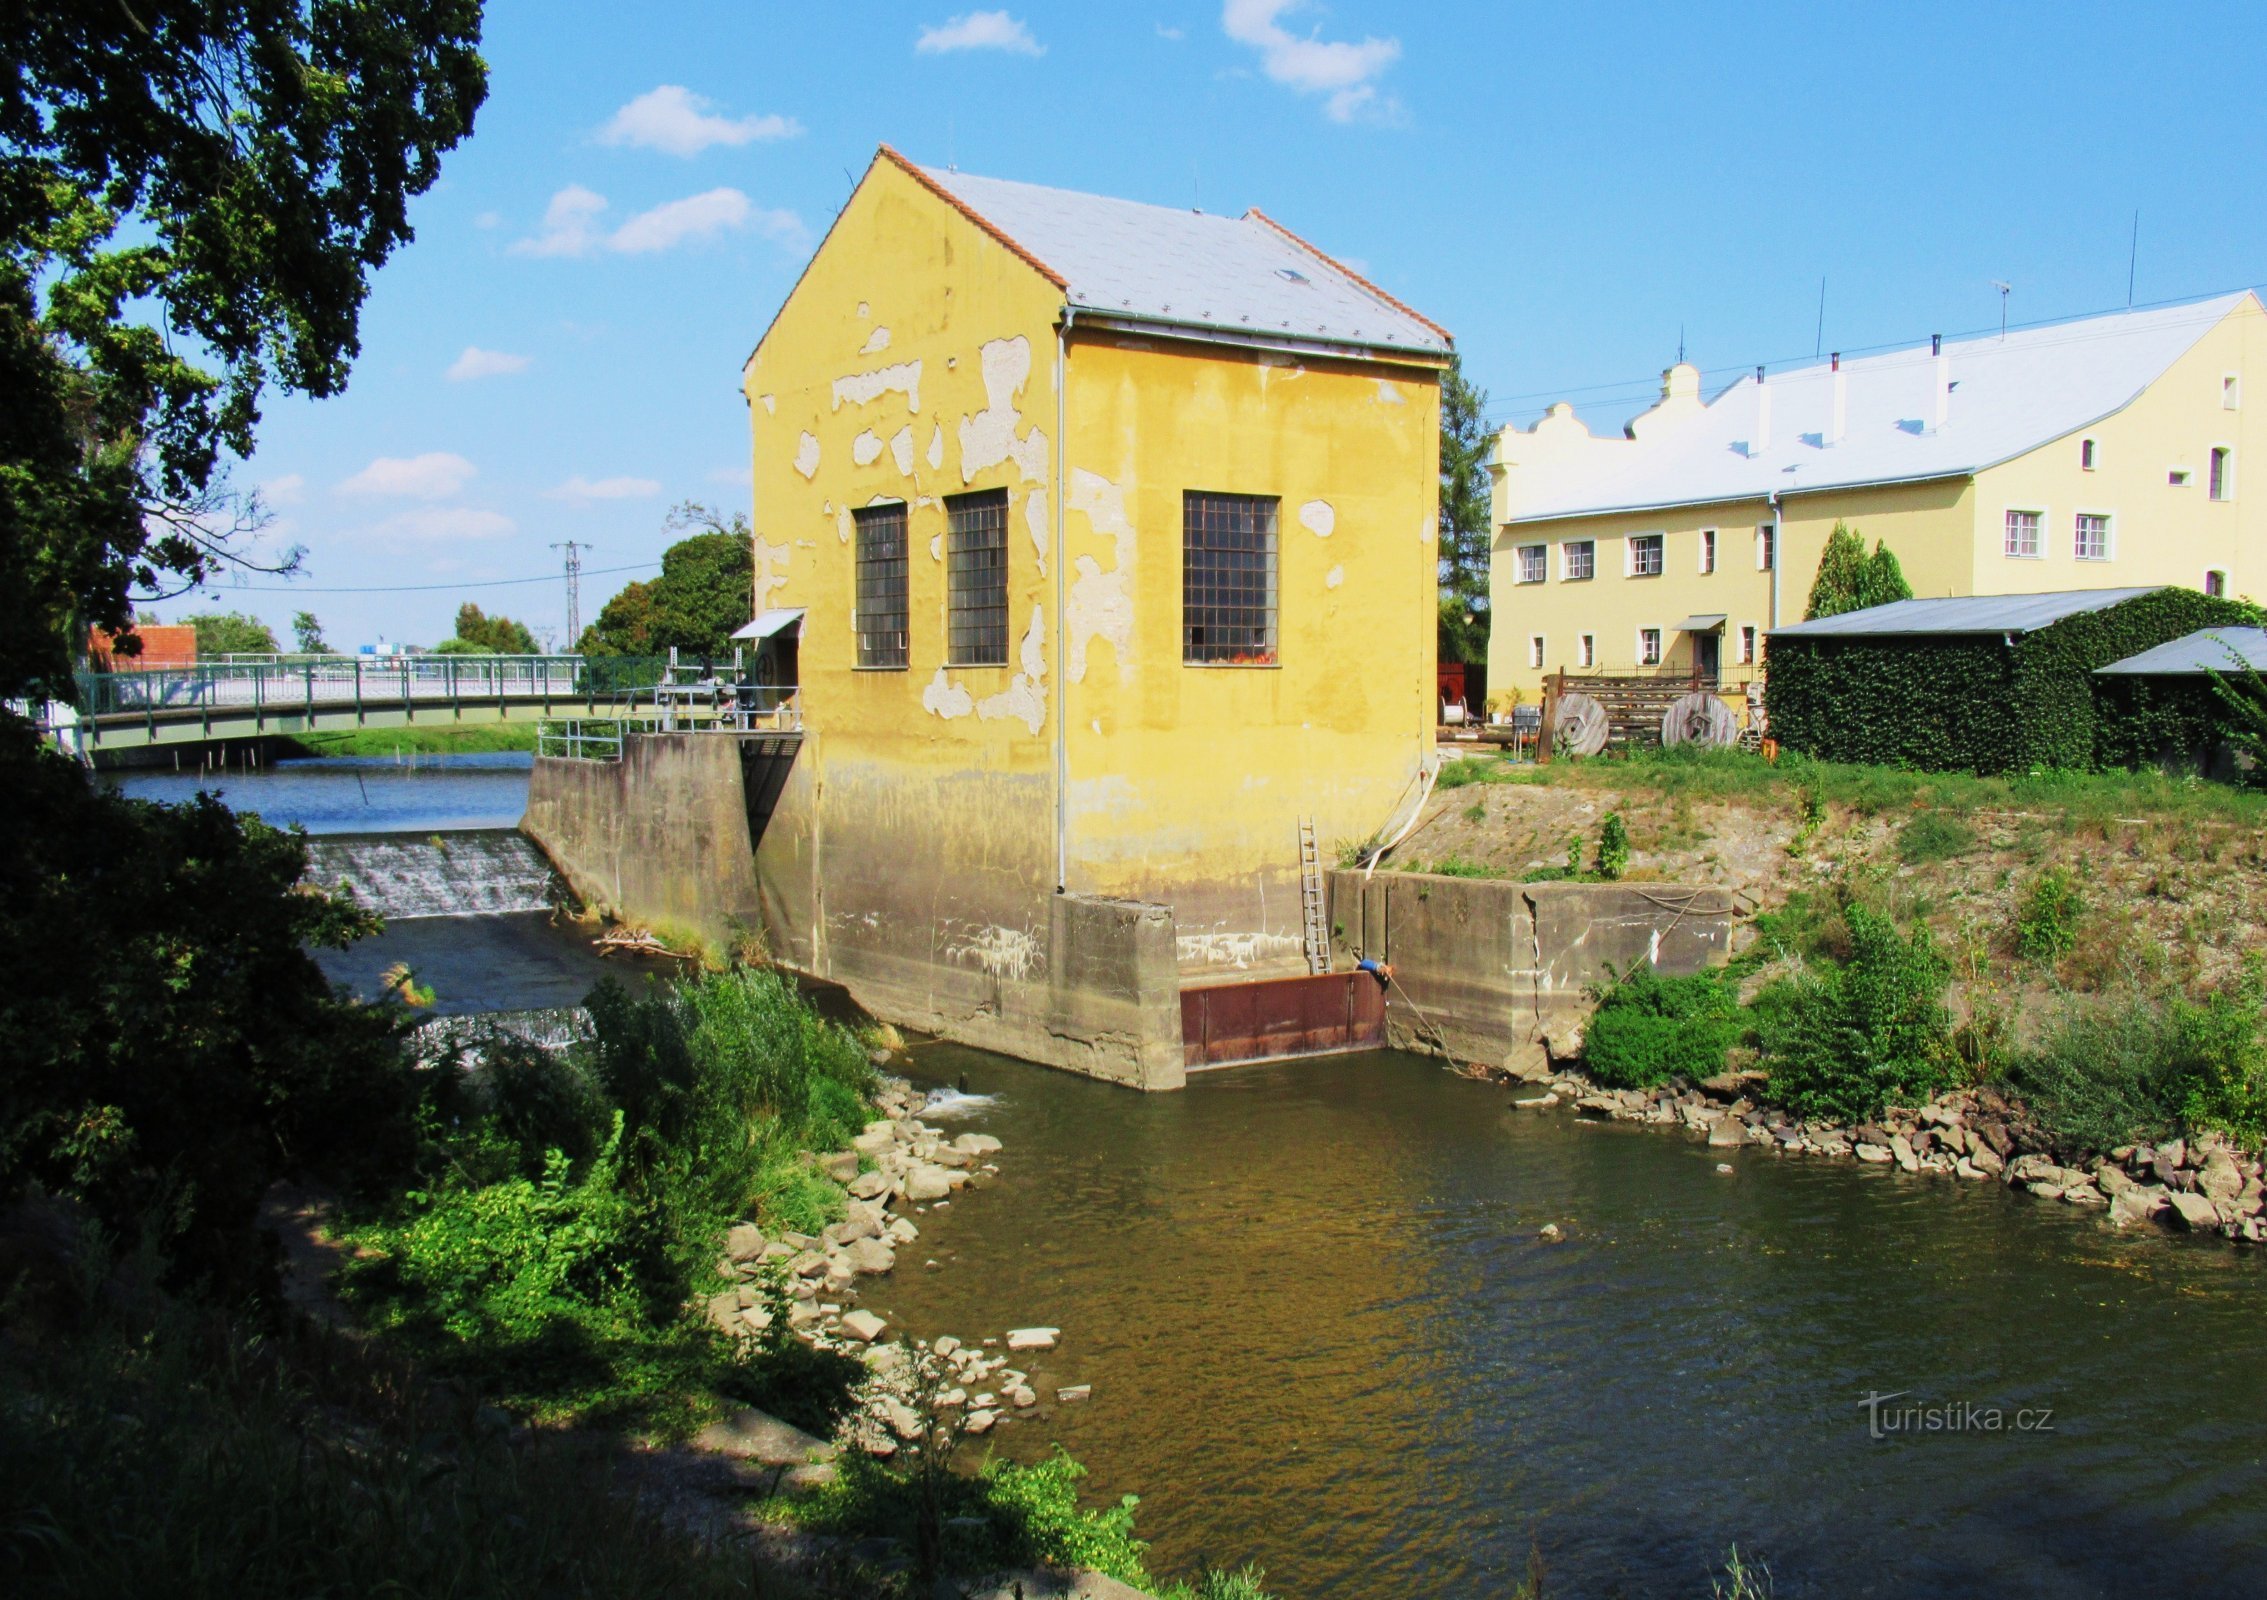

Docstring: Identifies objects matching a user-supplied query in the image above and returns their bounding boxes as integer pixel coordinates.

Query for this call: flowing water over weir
[306,830,563,920]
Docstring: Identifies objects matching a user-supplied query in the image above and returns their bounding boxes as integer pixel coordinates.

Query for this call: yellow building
[1485,293,2265,712]
[742,148,1450,1087]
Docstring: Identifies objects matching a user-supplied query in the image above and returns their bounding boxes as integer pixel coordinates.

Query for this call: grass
[283,723,538,757]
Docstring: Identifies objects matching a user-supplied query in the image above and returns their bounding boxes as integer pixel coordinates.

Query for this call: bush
[2014,868,2085,963]
[1896,810,1977,864]
[1595,812,1629,879]
[1583,965,1744,1089]
[1757,906,1956,1121]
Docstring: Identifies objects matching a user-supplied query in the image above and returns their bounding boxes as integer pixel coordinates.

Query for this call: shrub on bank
[1583,966,1745,1089]
[1755,906,1957,1122]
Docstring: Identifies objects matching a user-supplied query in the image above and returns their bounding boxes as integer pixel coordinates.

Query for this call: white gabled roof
[900,153,1451,360]
[1498,293,2255,523]
[1769,588,2163,639]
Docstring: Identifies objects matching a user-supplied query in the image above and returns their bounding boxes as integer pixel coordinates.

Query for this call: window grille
[1563,540,1595,581]
[945,489,1009,665]
[1183,491,1278,664]
[2074,513,2110,561]
[1629,533,1664,577]
[2004,510,2042,558]
[854,503,909,668]
[1639,628,1663,666]
[1516,544,1546,583]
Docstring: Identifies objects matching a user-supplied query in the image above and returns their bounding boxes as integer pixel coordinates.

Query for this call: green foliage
[1566,832,1584,878]
[1896,810,1977,864]
[1595,812,1629,879]
[0,3,487,702]
[441,603,539,654]
[1859,542,1913,611]
[581,505,755,659]
[184,610,279,655]
[1436,357,1492,665]
[1583,965,1744,1089]
[1803,521,1869,620]
[1156,1569,1277,1600]
[1423,854,1502,879]
[0,722,411,1296]
[1766,588,2263,775]
[1757,905,1956,1121]
[286,723,539,757]
[2014,868,2084,963]
[290,610,332,654]
[1432,754,1512,790]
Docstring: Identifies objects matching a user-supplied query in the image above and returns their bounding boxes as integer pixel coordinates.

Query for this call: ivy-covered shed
[2094,626,2267,780]
[1764,587,2262,773]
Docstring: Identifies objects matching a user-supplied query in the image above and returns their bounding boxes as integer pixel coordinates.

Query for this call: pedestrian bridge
[34,653,800,762]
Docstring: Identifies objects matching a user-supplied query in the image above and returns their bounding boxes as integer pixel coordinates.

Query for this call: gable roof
[887,149,1451,361]
[1499,293,2256,523]
[1768,588,2164,639]
[2096,626,2267,676]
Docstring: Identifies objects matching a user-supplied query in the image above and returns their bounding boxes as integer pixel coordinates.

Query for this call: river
[109,758,2267,1595]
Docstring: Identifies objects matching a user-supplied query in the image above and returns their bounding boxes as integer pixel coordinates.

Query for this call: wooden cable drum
[1552,690,1609,757]
[1661,690,1738,748]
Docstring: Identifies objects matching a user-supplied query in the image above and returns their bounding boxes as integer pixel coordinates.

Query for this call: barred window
[2074,513,2111,561]
[1563,539,1595,581]
[945,489,1009,666]
[2004,509,2042,559]
[854,503,909,668]
[1629,533,1664,577]
[1183,491,1278,665]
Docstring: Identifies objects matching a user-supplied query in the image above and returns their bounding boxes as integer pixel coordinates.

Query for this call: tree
[292,610,331,653]
[187,610,278,656]
[1804,522,1869,620]
[0,4,488,703]
[1437,357,1493,666]
[441,601,537,654]
[579,503,753,659]
[1857,542,1913,611]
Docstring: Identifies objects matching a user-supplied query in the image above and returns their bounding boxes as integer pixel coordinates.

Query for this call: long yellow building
[1485,293,2265,711]
[742,148,1449,1087]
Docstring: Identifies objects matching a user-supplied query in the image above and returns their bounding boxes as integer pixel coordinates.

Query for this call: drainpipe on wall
[1053,310,1072,893]
[1768,489,1783,631]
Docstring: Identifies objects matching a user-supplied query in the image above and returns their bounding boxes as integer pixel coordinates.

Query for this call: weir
[306,830,565,921]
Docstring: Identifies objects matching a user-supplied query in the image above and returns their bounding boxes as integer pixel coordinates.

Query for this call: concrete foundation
[1330,869,1737,1068]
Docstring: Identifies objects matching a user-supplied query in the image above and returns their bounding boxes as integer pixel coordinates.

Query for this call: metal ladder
[1298,817,1329,975]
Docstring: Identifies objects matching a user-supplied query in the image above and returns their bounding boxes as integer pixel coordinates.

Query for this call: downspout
[1053,309,1072,892]
[1768,489,1783,631]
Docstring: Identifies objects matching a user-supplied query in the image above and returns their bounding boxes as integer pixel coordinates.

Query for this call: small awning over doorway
[1675,613,1728,633]
[733,608,807,641]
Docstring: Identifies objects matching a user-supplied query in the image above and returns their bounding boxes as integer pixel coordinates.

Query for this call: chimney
[1829,352,1846,445]
[1932,334,1949,431]
[1754,365,1771,454]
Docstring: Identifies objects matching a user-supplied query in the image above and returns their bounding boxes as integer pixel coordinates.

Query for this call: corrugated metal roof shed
[911,161,1452,359]
[2096,626,2267,676]
[1768,588,2163,638]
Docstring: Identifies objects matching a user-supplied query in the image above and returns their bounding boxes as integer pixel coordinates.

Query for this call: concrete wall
[1331,868,1735,1067]
[522,732,764,949]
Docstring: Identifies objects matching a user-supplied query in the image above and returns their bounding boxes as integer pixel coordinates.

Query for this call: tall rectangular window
[1699,528,1717,573]
[1183,491,1278,664]
[1578,633,1595,668]
[1757,525,1775,571]
[2004,509,2043,559]
[853,503,909,668]
[944,489,1009,665]
[1528,635,1545,669]
[2074,513,2111,561]
[2211,447,2233,501]
[1515,544,1547,584]
[1638,627,1663,666]
[2080,437,2097,470]
[1562,540,1595,581]
[1738,625,1757,665]
[2206,570,2228,598]
[1628,533,1664,577]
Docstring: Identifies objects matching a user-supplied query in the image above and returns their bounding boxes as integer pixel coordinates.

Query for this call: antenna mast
[550,540,586,646]
[1991,279,2013,339]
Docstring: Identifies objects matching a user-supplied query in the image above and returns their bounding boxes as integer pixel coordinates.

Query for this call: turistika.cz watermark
[1859,1391,2056,1440]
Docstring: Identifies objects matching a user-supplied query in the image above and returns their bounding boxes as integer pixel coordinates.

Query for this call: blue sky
[198,1,2267,650]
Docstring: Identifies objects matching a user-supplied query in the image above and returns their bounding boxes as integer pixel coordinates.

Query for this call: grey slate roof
[2096,627,2267,676]
[913,162,1451,359]
[1768,588,2163,639]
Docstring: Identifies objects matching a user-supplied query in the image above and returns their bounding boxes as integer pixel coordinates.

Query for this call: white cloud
[1221,0,1401,122]
[707,465,755,488]
[446,346,531,382]
[258,473,306,507]
[473,210,503,230]
[511,185,608,257]
[371,507,516,542]
[338,452,477,500]
[1157,23,1186,40]
[916,10,1044,55]
[515,185,802,257]
[599,86,803,157]
[546,474,663,503]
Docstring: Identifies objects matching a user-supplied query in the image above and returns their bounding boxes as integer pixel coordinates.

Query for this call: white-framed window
[2073,512,2112,561]
[1628,532,1664,577]
[1756,525,1775,571]
[2211,447,2234,501]
[1738,624,1757,665]
[1699,527,1717,573]
[1562,539,1595,581]
[1528,634,1545,670]
[2170,467,2194,487]
[2205,569,2229,598]
[1514,543,1547,584]
[1578,633,1595,668]
[2004,508,2044,559]
[2080,437,2098,471]
[1638,627,1663,666]
[2226,374,2243,411]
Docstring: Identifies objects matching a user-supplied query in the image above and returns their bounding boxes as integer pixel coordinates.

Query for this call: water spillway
[305,829,564,920]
